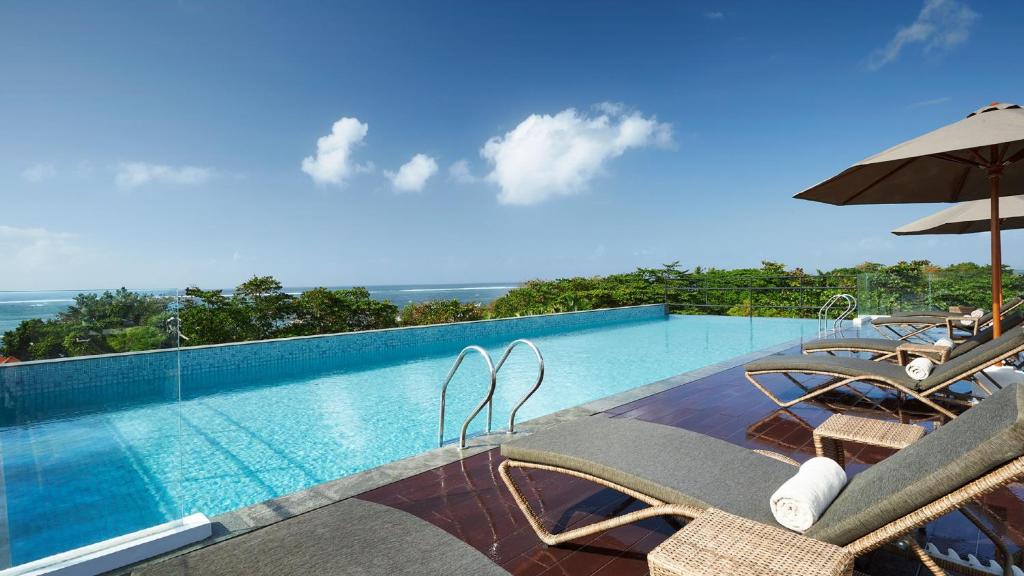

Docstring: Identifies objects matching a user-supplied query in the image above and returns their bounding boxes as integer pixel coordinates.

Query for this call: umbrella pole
[990,169,1003,337]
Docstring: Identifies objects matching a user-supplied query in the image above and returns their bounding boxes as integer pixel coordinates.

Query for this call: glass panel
[0,288,182,568]
[855,268,1021,315]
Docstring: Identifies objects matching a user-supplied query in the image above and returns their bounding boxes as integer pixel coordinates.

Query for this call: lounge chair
[133,498,510,576]
[803,311,1024,363]
[744,325,1024,418]
[499,383,1024,575]
[870,296,1024,341]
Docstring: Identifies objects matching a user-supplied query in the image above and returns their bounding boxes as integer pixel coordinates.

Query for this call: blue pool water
[0,314,816,566]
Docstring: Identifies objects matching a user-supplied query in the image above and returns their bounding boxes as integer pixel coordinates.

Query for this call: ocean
[0,283,519,336]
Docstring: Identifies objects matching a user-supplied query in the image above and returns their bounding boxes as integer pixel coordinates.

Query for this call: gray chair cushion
[806,383,1024,545]
[952,311,1024,358]
[803,338,902,355]
[744,354,923,390]
[501,415,797,528]
[874,297,1022,327]
[890,310,962,318]
[132,499,510,576]
[870,315,945,326]
[923,326,1024,390]
[802,312,1023,361]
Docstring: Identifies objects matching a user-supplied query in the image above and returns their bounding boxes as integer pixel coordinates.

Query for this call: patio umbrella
[893,195,1024,306]
[796,102,1024,336]
[892,195,1024,236]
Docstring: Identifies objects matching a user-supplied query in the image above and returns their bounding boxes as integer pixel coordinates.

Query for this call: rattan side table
[895,342,952,365]
[813,413,926,467]
[648,508,854,576]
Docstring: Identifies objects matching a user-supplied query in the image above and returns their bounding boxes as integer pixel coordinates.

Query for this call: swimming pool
[0,312,817,566]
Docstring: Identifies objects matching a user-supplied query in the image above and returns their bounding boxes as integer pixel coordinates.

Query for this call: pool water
[0,314,816,566]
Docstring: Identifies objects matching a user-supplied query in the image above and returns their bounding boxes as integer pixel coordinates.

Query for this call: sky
[2,0,1023,291]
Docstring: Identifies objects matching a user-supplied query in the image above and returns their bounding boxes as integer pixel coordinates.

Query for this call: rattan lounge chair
[499,383,1024,576]
[803,311,1024,363]
[870,296,1024,341]
[744,325,1024,418]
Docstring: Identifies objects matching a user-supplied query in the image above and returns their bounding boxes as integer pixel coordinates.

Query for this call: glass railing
[856,269,1022,315]
[0,289,185,569]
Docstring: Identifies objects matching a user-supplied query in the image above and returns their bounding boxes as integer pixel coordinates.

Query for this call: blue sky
[2,0,1022,290]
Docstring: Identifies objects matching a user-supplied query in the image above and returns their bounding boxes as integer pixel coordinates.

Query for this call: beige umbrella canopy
[796,102,1024,336]
[892,195,1024,235]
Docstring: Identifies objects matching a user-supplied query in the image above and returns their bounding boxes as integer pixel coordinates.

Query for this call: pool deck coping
[118,330,809,573]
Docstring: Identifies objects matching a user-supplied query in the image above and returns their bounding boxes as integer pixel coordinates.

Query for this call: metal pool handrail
[494,339,545,435]
[818,294,857,335]
[438,345,496,449]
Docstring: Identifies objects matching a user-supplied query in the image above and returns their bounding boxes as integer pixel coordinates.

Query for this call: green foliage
[1,319,67,360]
[858,261,1024,315]
[0,289,175,360]
[178,287,249,345]
[491,260,1023,320]
[290,287,399,335]
[179,279,399,344]
[490,271,666,318]
[4,263,1022,361]
[107,326,169,353]
[232,276,293,340]
[400,299,486,326]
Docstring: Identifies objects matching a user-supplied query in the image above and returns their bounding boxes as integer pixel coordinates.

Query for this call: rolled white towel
[971,309,986,318]
[770,456,847,532]
[905,357,934,380]
[934,337,954,349]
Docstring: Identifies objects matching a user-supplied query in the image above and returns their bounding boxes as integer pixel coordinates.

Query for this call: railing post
[927,273,933,310]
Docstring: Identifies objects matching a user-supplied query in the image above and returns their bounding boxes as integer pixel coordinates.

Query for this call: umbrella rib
[843,158,916,205]
[950,165,971,202]
[930,152,984,169]
[968,147,992,166]
[1003,145,1024,166]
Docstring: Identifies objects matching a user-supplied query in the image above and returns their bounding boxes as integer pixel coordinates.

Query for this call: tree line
[3,260,1021,361]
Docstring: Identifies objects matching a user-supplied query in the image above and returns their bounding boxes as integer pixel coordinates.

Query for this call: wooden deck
[358,351,1024,575]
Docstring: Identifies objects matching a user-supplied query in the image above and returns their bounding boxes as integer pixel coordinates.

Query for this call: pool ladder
[818,293,857,336]
[438,339,545,449]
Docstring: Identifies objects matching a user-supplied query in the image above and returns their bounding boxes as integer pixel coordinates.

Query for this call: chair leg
[498,460,702,546]
[907,539,949,575]
[959,506,1014,576]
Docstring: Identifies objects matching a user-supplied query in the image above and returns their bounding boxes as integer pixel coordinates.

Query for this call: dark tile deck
[134,344,1024,575]
[358,351,1024,575]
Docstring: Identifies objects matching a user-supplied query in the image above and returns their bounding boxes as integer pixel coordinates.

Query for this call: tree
[1,319,67,360]
[400,299,485,326]
[290,287,398,335]
[178,287,250,345]
[232,276,294,340]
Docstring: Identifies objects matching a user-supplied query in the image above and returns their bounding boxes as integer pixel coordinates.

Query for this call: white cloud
[480,106,672,206]
[114,162,213,189]
[448,159,478,184]
[594,101,626,115]
[908,96,952,108]
[0,225,80,269]
[867,0,978,70]
[386,153,438,193]
[705,11,724,20]
[301,117,370,185]
[22,163,57,182]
